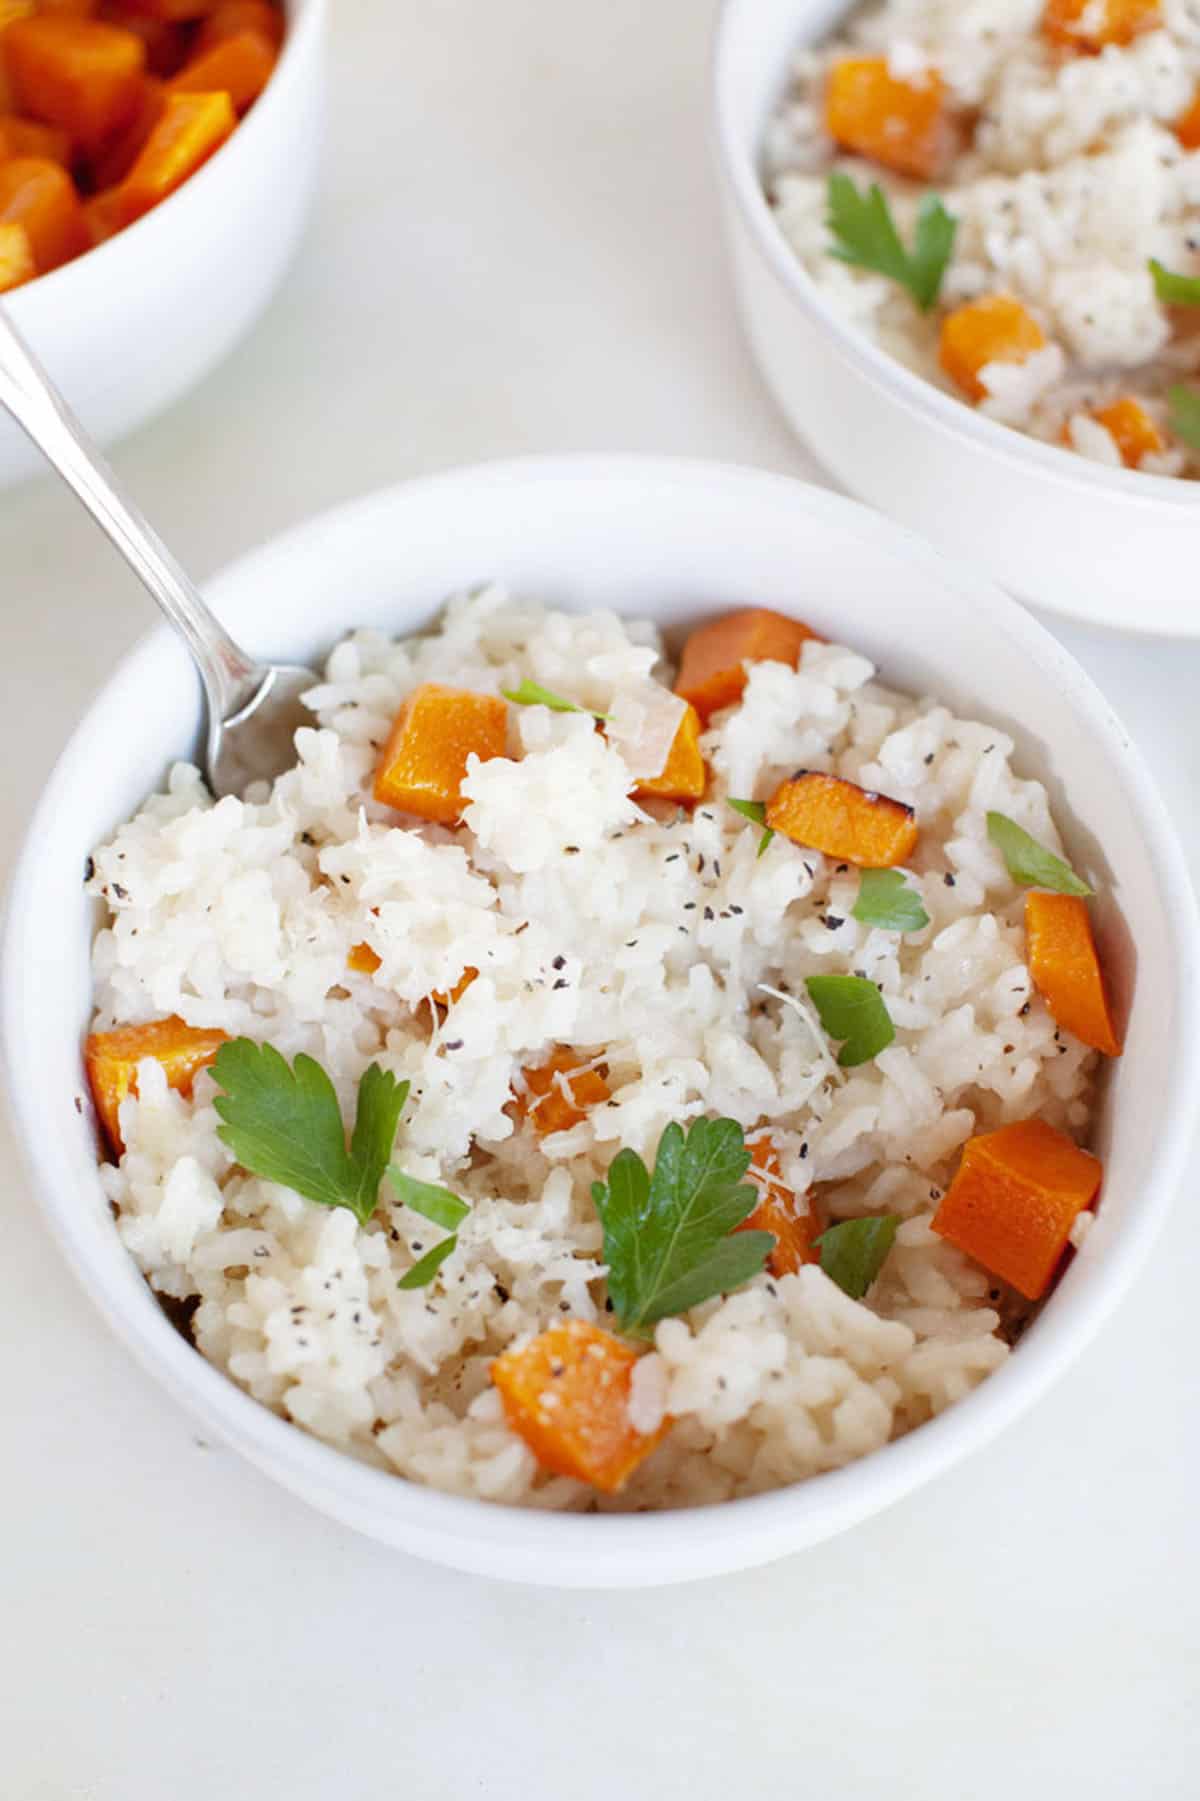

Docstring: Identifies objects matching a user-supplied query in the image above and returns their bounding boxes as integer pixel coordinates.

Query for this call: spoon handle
[0,303,262,720]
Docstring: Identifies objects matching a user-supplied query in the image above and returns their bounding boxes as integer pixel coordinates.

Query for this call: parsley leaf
[502,679,608,719]
[986,812,1092,896]
[1149,259,1200,305]
[727,796,774,857]
[805,975,895,1066]
[591,1117,773,1336]
[827,172,956,312]
[212,1039,408,1225]
[852,868,930,933]
[1167,383,1200,451]
[387,1167,470,1289]
[817,1216,899,1300]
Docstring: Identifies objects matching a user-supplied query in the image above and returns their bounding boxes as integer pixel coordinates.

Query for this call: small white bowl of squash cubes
[0,0,325,487]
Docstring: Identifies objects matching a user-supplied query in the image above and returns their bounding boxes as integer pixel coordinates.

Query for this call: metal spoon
[0,305,317,798]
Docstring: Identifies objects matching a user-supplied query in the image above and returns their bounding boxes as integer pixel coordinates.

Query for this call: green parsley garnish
[805,975,895,1067]
[387,1168,470,1290]
[986,812,1092,896]
[1148,259,1200,306]
[852,868,930,933]
[502,679,608,719]
[1167,384,1200,452]
[727,796,774,857]
[827,172,956,313]
[817,1216,899,1300]
[591,1117,773,1337]
[212,1040,408,1225]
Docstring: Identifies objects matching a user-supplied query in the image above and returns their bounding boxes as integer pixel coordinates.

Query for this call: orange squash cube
[3,16,145,151]
[0,154,84,267]
[1175,84,1200,148]
[347,941,382,975]
[1091,397,1166,468]
[0,216,33,287]
[675,608,821,723]
[85,1015,229,1156]
[97,3,191,76]
[939,294,1047,403]
[116,87,233,222]
[1043,0,1161,53]
[197,0,283,52]
[0,110,70,159]
[765,770,918,867]
[1025,891,1122,1057]
[932,1118,1102,1300]
[82,180,123,238]
[633,702,706,803]
[492,1319,669,1492]
[168,26,274,111]
[429,966,477,1011]
[86,72,163,186]
[518,1047,609,1136]
[825,55,953,181]
[121,0,220,19]
[737,1136,822,1278]
[372,682,508,824]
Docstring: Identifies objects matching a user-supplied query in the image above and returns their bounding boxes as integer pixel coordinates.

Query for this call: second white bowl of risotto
[714,0,1200,635]
[3,458,1196,1586]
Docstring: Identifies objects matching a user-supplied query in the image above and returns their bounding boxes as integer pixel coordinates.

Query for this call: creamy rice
[87,588,1095,1509]
[765,0,1200,475]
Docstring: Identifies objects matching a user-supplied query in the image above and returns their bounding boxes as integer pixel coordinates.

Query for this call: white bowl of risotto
[3,457,1197,1587]
[713,0,1200,634]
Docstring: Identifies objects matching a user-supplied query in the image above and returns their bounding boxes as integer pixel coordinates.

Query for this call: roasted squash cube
[0,154,85,267]
[1043,0,1161,53]
[1091,397,1166,468]
[0,110,70,160]
[518,1047,609,1136]
[675,608,821,723]
[97,3,193,77]
[0,215,34,287]
[168,25,274,112]
[85,1015,229,1156]
[492,1319,669,1492]
[765,770,917,867]
[737,1135,822,1278]
[1175,83,1200,148]
[86,72,163,187]
[633,702,706,803]
[347,941,382,975]
[197,0,283,52]
[1026,891,1121,1056]
[933,1118,1101,1300]
[938,294,1047,403]
[825,54,953,180]
[117,87,234,221]
[372,682,508,824]
[3,15,145,151]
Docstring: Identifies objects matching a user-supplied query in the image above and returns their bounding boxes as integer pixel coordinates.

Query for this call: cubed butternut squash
[0,214,33,286]
[97,3,192,77]
[347,941,382,975]
[0,153,84,266]
[737,1135,823,1278]
[1043,0,1161,53]
[120,0,220,20]
[491,1319,668,1492]
[1025,891,1121,1057]
[372,682,508,824]
[518,1047,609,1136]
[765,770,918,867]
[0,109,69,158]
[168,26,274,111]
[85,1015,229,1156]
[939,294,1047,403]
[3,15,145,151]
[632,702,706,803]
[824,54,953,180]
[675,608,821,723]
[1175,84,1200,149]
[197,0,283,52]
[1091,396,1167,468]
[430,966,477,1011]
[932,1118,1102,1300]
[86,72,162,186]
[116,87,233,222]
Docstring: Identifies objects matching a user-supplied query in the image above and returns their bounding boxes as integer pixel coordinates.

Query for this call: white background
[2,2,1198,1795]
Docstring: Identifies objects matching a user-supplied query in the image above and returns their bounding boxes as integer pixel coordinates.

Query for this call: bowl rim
[710,0,1200,516]
[5,454,1198,1584]
[2,0,325,316]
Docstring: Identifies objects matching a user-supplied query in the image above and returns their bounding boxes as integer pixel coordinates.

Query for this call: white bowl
[3,457,1196,1586]
[712,0,1200,637]
[0,0,325,491]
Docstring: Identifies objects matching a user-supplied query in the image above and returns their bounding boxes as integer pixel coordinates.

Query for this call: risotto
[765,0,1200,476]
[82,588,1119,1510]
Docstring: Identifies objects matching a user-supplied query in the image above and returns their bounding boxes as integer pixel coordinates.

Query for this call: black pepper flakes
[703,906,714,921]
[83,856,95,883]
[944,873,956,887]
[551,955,566,970]
[552,978,568,990]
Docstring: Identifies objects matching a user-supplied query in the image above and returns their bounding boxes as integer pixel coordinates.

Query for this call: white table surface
[2,2,1198,1795]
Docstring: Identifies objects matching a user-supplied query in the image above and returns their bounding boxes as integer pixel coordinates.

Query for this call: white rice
[87,587,1095,1509]
[765,0,1200,474]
